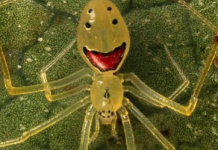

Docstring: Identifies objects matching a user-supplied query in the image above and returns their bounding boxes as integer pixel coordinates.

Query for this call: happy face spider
[0,0,218,149]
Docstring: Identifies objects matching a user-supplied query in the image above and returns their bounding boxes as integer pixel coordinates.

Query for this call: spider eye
[107,7,112,11]
[112,19,118,25]
[88,9,93,13]
[85,22,91,28]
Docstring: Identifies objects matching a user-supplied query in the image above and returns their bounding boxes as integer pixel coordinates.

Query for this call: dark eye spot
[112,19,118,25]
[85,22,91,28]
[88,9,93,13]
[107,7,112,11]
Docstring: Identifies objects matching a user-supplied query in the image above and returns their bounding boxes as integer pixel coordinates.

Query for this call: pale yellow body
[0,0,218,150]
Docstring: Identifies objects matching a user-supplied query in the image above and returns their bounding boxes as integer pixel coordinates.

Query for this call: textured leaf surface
[0,0,218,150]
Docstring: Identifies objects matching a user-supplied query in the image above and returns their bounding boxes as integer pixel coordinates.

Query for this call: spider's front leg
[0,43,51,95]
[39,39,93,102]
[0,39,93,99]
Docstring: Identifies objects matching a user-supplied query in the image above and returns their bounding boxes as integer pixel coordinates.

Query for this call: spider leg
[125,85,166,107]
[89,113,100,144]
[111,113,118,139]
[161,42,189,100]
[117,106,136,150]
[123,97,175,150]
[0,96,90,148]
[79,105,96,150]
[0,39,93,96]
[39,39,93,102]
[44,84,90,102]
[123,72,196,116]
[0,0,21,7]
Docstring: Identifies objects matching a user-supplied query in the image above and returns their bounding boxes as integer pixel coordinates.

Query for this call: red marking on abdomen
[86,46,125,72]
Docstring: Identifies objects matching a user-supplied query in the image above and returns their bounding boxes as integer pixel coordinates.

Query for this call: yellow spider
[0,0,218,149]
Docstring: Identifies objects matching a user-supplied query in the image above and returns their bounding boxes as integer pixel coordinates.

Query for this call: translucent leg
[0,0,21,7]
[122,55,214,116]
[124,85,166,108]
[117,106,136,150]
[125,86,163,109]
[111,113,118,139]
[0,40,93,95]
[40,39,77,100]
[39,39,92,102]
[89,113,100,144]
[44,84,90,102]
[79,105,96,150]
[162,43,189,100]
[123,97,175,150]
[0,96,90,148]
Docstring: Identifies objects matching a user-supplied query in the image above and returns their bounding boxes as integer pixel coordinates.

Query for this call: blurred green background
[0,0,218,149]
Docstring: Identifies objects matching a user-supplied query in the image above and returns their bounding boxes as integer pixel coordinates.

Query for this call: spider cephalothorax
[91,75,123,124]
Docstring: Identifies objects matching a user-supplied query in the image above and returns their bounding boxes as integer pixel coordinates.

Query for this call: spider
[0,0,218,149]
